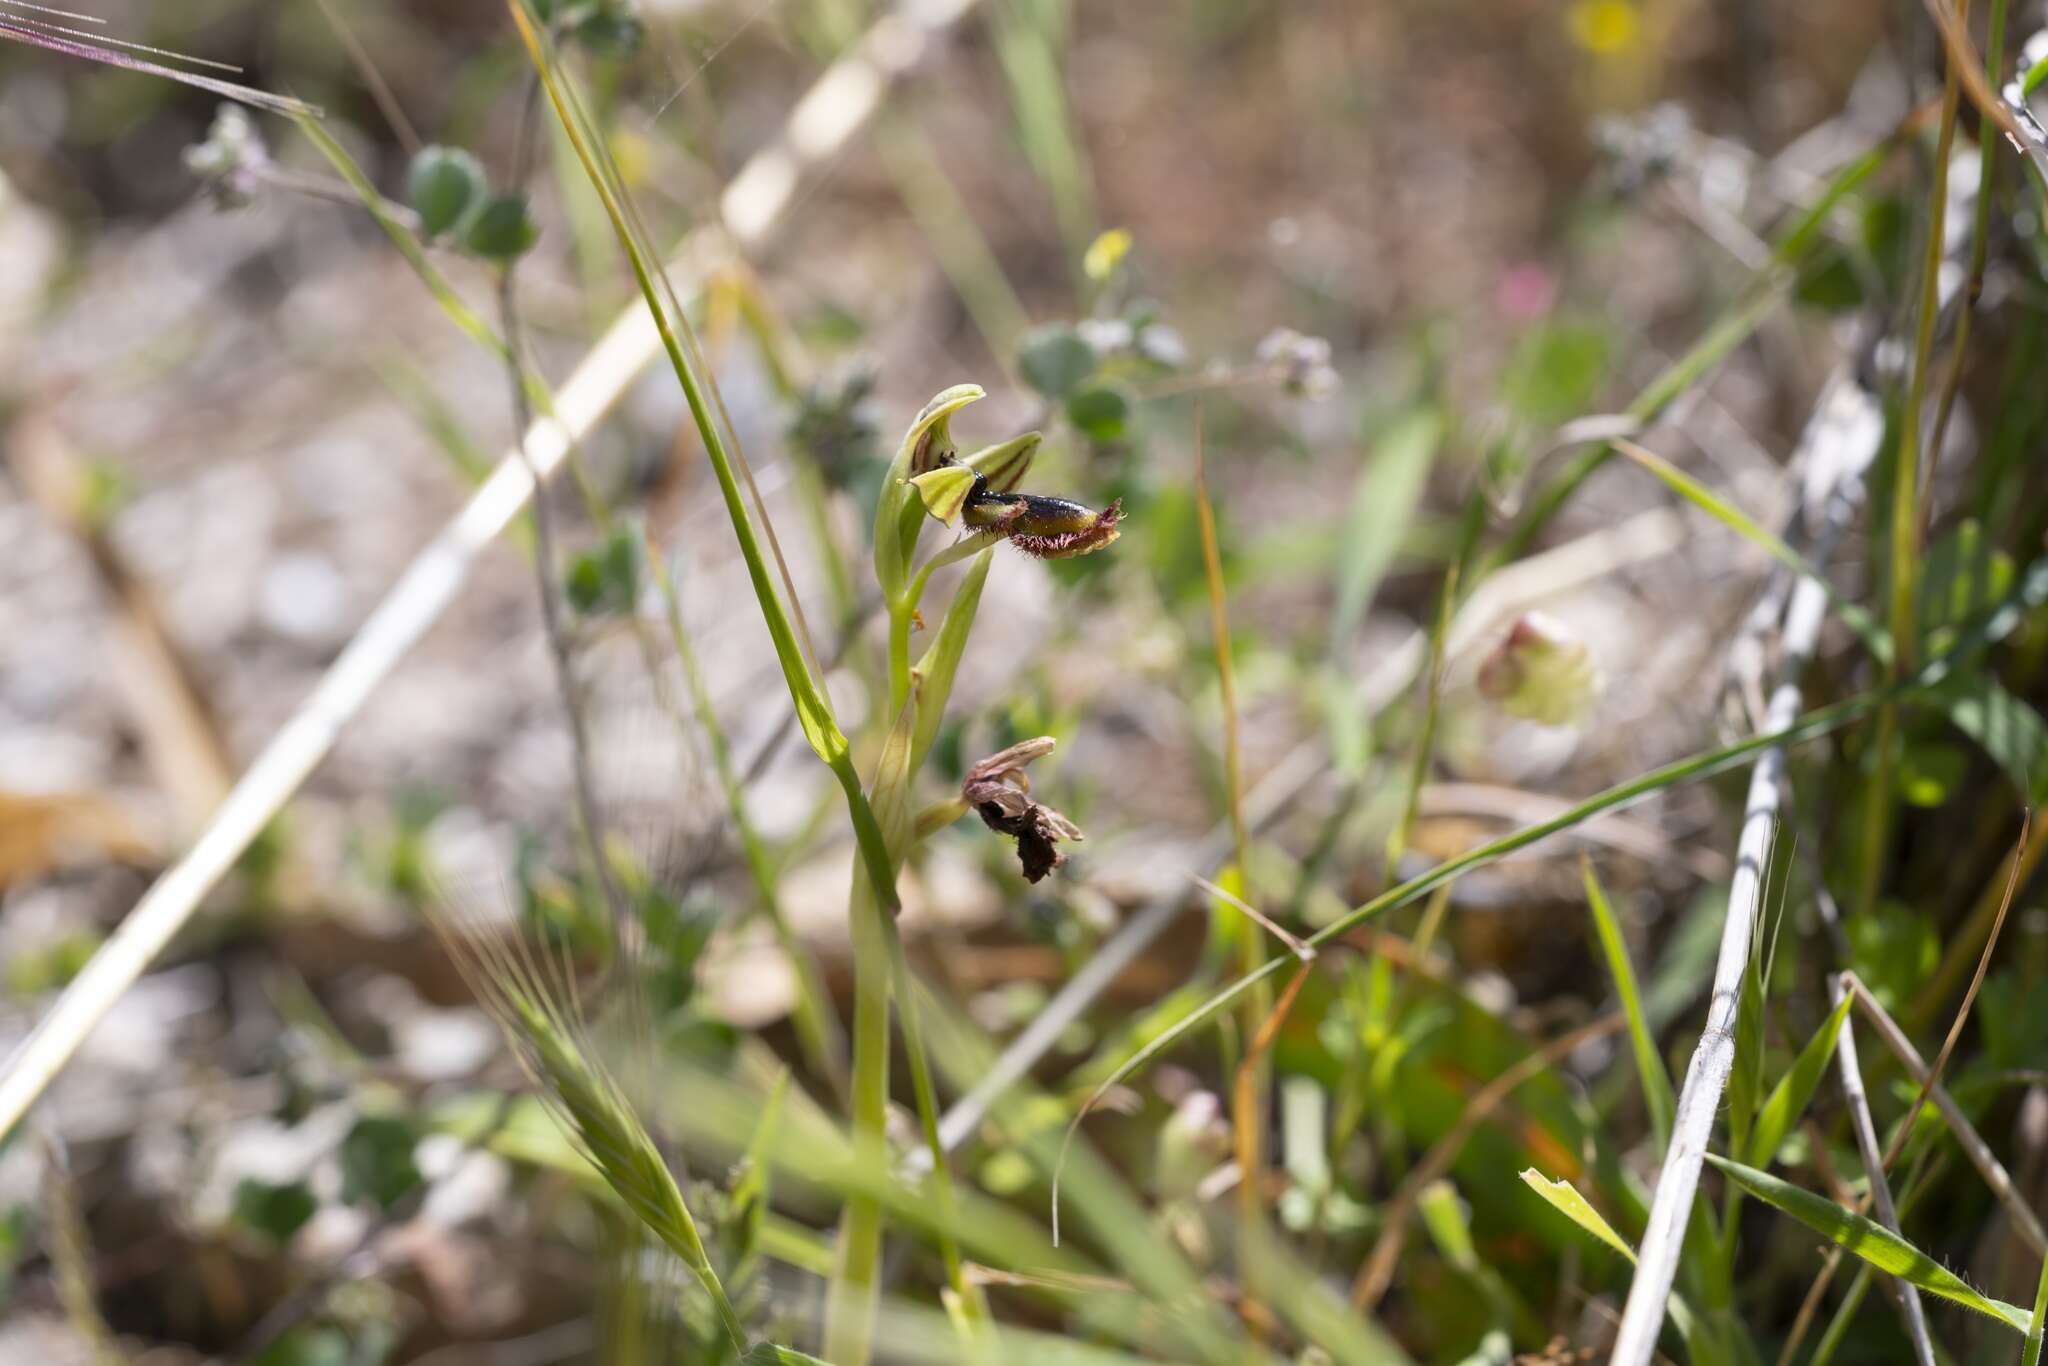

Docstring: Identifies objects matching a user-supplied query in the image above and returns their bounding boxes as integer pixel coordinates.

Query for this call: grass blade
[1582,857,1675,1146]
[1707,1154,2033,1333]
[1745,990,1854,1168]
[1521,1168,1636,1263]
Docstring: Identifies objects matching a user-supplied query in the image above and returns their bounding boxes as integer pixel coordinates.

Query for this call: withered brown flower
[962,738,1084,883]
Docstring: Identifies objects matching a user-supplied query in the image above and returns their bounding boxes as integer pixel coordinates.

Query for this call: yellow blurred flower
[1568,0,1640,55]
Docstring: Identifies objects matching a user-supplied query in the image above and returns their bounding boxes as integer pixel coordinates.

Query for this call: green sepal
[963,431,1042,493]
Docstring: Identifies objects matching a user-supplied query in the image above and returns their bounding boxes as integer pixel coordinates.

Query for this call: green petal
[909,465,978,524]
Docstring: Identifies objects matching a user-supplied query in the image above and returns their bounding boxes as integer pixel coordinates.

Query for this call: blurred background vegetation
[2,0,2046,1363]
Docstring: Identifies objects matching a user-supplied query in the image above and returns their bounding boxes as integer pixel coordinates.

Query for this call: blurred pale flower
[1477,612,1601,726]
[1256,327,1338,399]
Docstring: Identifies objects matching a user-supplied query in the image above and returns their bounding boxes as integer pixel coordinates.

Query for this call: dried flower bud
[1256,327,1338,400]
[1476,612,1601,726]
[963,738,1083,883]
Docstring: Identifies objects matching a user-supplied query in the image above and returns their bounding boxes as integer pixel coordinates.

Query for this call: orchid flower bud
[1477,612,1601,726]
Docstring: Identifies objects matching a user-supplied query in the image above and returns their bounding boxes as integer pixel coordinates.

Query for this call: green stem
[888,597,916,718]
[1863,36,1965,917]
[2023,1239,2048,1366]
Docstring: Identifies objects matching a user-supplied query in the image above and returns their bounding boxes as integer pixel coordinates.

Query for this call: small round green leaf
[1065,384,1130,441]
[233,1177,318,1244]
[407,145,487,239]
[463,192,540,262]
[340,1114,423,1211]
[1018,324,1097,399]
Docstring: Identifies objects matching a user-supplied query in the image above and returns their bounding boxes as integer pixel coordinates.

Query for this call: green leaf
[1582,859,1674,1146]
[1616,440,1889,661]
[1744,990,1853,1167]
[463,192,541,261]
[1065,384,1130,441]
[1919,520,2014,639]
[1848,902,1938,1011]
[1706,1155,2033,1333]
[1520,1169,1636,1263]
[1332,408,1441,648]
[407,145,487,238]
[1727,920,1766,1164]
[1018,323,1097,398]
[1928,673,2048,804]
[1500,320,1610,426]
[564,525,641,615]
[340,1115,422,1211]
[231,1177,317,1244]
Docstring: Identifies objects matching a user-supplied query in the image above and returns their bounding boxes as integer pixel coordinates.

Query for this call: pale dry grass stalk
[1828,974,1937,1364]
[1609,368,1880,1364]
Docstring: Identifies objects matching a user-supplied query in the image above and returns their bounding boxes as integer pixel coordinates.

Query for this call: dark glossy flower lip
[962,481,1124,560]
[1008,498,1122,559]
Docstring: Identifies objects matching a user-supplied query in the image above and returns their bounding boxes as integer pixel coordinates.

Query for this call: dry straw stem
[1608,379,1880,1364]
[1828,974,1937,1364]
[0,0,989,1145]
[1842,973,2048,1256]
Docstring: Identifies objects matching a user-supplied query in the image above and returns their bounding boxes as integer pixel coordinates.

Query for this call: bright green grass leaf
[1728,922,1767,1164]
[1520,1169,1636,1262]
[1583,858,1674,1146]
[1706,1155,2034,1333]
[1613,438,1886,657]
[1745,991,1854,1167]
